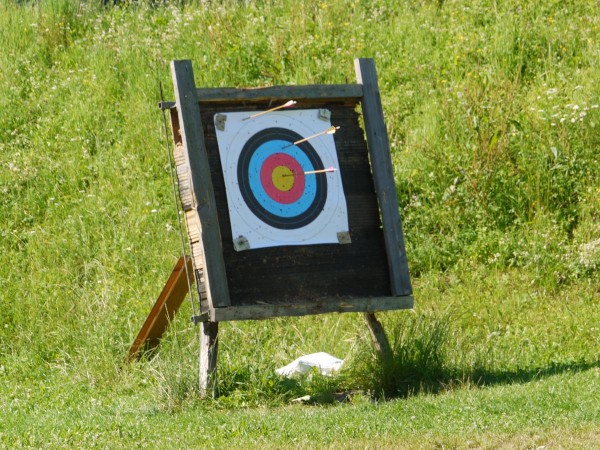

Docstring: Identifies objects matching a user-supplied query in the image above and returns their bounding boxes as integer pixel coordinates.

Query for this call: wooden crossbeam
[127,256,193,361]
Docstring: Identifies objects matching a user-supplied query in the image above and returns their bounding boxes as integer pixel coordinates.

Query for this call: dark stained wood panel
[196,99,392,306]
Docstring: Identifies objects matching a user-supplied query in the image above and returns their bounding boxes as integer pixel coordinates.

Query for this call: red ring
[260,153,305,204]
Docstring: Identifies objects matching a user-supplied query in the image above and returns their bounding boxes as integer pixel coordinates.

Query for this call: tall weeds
[343,313,452,398]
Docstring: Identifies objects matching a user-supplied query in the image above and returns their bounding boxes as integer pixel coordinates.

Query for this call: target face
[215,109,349,251]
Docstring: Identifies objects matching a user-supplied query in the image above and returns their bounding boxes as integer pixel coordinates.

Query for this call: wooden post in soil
[199,322,219,397]
[363,312,392,360]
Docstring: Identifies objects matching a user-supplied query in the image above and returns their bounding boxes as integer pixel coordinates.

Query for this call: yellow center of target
[271,166,295,192]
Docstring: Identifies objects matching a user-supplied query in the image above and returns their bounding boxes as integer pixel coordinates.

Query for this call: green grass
[2,367,599,448]
[1,0,599,447]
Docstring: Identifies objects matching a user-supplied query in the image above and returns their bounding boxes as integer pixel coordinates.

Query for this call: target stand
[133,58,413,395]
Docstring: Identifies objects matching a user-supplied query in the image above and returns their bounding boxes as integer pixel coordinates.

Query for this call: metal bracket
[319,109,331,122]
[215,113,227,131]
[318,109,332,122]
[233,235,251,252]
[158,101,176,110]
[191,314,209,324]
[337,231,352,244]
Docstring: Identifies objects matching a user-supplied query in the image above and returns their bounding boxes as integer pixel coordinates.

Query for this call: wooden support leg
[363,312,392,360]
[127,256,192,362]
[199,321,219,397]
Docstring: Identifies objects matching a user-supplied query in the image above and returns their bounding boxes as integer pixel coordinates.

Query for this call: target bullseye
[272,166,294,191]
[260,153,305,204]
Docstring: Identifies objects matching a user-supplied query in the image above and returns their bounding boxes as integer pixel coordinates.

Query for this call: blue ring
[247,140,316,218]
[237,127,327,230]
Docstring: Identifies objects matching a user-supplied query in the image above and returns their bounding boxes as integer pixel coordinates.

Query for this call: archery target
[214,109,349,251]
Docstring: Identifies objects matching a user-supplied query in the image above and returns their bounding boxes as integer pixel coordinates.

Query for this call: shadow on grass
[468,360,599,387]
[363,357,599,400]
[212,356,599,407]
[341,314,600,400]
[158,313,598,407]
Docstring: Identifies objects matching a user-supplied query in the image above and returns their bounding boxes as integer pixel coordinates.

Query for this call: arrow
[242,100,297,120]
[303,167,337,175]
[282,167,337,177]
[281,126,340,149]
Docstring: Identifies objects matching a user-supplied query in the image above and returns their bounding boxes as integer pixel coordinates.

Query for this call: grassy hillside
[0,0,598,447]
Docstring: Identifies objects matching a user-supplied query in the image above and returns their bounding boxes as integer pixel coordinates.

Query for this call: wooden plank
[127,256,192,361]
[170,60,231,308]
[199,321,219,397]
[168,108,182,145]
[221,236,390,303]
[196,84,363,103]
[209,296,413,322]
[354,58,413,297]
[363,312,392,360]
[158,101,176,110]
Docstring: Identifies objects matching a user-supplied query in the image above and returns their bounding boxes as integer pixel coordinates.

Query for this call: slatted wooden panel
[198,99,392,306]
[171,60,230,308]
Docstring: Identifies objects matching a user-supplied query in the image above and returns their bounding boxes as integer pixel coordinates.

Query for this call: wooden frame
[158,58,413,394]
[168,58,412,321]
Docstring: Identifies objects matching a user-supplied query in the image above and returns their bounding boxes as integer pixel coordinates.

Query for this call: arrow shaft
[282,126,339,149]
[243,100,297,120]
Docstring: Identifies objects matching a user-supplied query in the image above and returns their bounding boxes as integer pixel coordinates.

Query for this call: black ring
[237,127,328,230]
